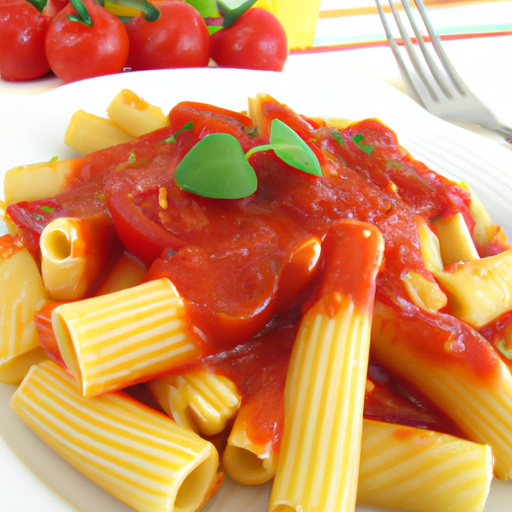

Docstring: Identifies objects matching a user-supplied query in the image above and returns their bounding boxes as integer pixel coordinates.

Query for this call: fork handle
[490,123,512,143]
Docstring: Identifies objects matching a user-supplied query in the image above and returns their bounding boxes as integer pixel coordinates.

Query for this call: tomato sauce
[176,328,459,452]
[7,97,501,385]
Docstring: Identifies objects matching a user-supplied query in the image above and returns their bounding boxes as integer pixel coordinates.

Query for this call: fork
[375,0,512,142]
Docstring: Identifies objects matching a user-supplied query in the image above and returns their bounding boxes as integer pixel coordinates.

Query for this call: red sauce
[177,331,459,452]
[0,233,24,260]
[7,97,500,384]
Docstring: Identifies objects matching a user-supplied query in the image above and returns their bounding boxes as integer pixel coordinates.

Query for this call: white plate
[1,68,511,511]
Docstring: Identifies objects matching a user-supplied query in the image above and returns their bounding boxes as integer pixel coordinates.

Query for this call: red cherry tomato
[45,0,129,82]
[124,1,210,71]
[210,8,288,72]
[0,0,55,81]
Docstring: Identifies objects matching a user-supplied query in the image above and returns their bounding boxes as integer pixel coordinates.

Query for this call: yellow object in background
[254,0,321,50]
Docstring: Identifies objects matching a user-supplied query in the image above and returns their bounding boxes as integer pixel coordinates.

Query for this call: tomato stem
[216,0,256,28]
[24,0,48,13]
[68,0,93,27]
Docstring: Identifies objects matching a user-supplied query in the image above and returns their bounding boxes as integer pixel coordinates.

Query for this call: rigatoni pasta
[40,214,121,300]
[11,360,220,512]
[148,368,241,437]
[270,220,384,512]
[52,277,204,397]
[0,234,49,384]
[357,419,493,512]
[372,300,512,480]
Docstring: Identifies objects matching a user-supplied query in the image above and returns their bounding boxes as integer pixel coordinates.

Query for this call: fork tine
[374,0,435,105]
[413,0,468,97]
[400,0,454,98]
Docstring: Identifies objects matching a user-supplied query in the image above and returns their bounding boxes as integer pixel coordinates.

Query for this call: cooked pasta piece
[433,212,480,265]
[401,270,447,314]
[0,234,49,384]
[416,216,444,273]
[3,158,78,204]
[35,301,65,368]
[94,251,147,295]
[106,89,169,138]
[357,419,493,512]
[11,360,221,512]
[64,109,135,155]
[40,214,122,300]
[52,277,204,397]
[148,368,241,436]
[372,300,512,480]
[269,220,384,512]
[222,405,280,486]
[433,249,512,328]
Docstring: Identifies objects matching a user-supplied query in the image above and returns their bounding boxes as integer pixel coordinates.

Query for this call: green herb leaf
[40,206,55,213]
[175,133,257,199]
[159,122,194,144]
[352,134,374,156]
[269,119,323,176]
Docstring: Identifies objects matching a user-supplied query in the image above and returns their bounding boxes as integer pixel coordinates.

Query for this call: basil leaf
[270,119,323,176]
[175,133,257,199]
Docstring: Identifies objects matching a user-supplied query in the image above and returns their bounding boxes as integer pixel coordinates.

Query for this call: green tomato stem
[68,0,93,27]
[24,0,48,13]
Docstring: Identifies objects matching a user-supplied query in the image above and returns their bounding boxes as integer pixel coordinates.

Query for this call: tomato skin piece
[0,0,54,81]
[210,8,288,72]
[45,0,129,83]
[124,1,210,71]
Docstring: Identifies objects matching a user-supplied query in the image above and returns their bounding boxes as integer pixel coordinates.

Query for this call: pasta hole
[174,449,218,512]
[222,444,275,486]
[45,229,71,260]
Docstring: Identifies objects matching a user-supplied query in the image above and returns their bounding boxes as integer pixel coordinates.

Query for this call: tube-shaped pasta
[416,216,444,273]
[148,368,241,436]
[11,360,220,512]
[4,158,78,204]
[40,214,122,300]
[433,249,512,328]
[357,419,493,512]
[0,234,49,384]
[106,89,169,138]
[64,109,135,155]
[52,277,204,397]
[222,405,279,486]
[269,220,384,512]
[401,270,447,313]
[433,212,480,265]
[94,251,147,296]
[372,300,512,480]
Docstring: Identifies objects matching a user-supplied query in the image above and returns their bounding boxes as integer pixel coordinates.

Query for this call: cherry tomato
[124,1,210,70]
[45,0,129,82]
[0,0,56,81]
[210,8,288,72]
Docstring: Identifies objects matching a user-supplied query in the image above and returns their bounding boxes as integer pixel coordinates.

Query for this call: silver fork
[375,0,512,141]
